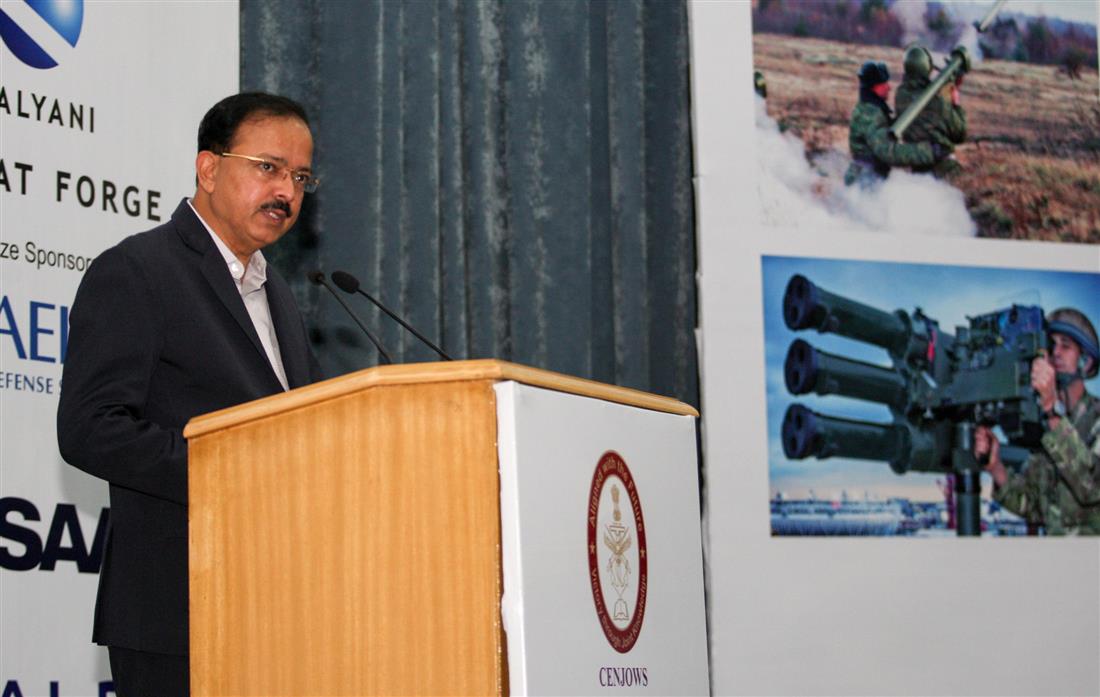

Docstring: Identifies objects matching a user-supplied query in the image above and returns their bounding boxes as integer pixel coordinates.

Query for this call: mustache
[260,200,293,217]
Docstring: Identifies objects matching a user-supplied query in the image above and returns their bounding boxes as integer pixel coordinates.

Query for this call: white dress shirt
[187,199,290,391]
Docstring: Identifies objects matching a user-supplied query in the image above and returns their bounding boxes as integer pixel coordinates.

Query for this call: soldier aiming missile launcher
[890,45,970,141]
[890,0,1006,141]
[779,274,1046,536]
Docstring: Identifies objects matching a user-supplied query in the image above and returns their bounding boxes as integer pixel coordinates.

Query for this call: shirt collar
[187,198,268,287]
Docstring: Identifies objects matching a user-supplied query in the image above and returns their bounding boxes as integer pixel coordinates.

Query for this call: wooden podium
[184,359,702,696]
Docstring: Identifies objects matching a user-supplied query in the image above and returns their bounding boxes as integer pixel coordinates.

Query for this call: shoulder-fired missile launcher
[889,0,1005,142]
[890,45,971,142]
[779,274,1045,535]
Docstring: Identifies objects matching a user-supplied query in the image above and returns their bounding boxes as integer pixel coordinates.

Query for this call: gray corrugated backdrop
[241,0,698,407]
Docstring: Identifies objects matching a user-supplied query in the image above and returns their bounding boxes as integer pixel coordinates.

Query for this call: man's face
[198,115,313,259]
[1050,332,1083,376]
[872,81,891,100]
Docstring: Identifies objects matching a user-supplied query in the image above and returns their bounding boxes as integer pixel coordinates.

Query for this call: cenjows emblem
[0,0,84,69]
[587,450,647,653]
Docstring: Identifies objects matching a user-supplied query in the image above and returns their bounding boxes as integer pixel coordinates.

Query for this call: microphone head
[307,270,326,285]
[331,270,361,294]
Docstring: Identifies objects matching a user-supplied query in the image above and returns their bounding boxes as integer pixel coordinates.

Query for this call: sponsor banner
[495,382,708,696]
[1,0,238,691]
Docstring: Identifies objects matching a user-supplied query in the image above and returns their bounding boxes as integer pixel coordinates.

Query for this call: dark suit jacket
[57,199,322,655]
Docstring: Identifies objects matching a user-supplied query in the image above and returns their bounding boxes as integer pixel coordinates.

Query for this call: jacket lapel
[172,201,274,378]
[265,270,310,389]
[198,251,270,364]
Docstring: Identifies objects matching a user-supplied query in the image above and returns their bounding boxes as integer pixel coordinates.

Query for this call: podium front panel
[189,379,506,696]
[495,381,709,696]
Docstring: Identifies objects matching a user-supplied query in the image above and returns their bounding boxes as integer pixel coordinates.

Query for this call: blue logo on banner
[0,0,83,69]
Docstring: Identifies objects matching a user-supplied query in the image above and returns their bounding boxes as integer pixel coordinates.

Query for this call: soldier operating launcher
[779,274,1047,535]
[889,0,1005,142]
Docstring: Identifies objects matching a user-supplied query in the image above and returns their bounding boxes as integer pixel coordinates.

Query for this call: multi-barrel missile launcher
[779,274,1046,535]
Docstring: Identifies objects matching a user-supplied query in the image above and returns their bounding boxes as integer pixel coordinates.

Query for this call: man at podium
[57,92,323,696]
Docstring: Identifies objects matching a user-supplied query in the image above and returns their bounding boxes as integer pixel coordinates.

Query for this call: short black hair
[197,92,310,154]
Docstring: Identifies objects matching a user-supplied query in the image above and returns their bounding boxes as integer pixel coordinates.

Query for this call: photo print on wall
[763,255,1100,536]
[751,0,1099,242]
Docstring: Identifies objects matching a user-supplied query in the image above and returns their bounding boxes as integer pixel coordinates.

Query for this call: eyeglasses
[219,152,320,193]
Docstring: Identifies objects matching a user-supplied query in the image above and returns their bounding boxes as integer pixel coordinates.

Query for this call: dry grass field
[755,32,1100,243]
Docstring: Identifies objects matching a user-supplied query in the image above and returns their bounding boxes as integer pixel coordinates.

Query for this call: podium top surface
[184,359,698,439]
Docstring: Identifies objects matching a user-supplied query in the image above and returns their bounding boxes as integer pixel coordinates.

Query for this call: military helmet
[903,45,934,80]
[858,61,889,87]
[1047,307,1099,378]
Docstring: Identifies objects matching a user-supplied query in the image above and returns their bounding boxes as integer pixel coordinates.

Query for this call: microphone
[331,270,454,361]
[308,271,392,364]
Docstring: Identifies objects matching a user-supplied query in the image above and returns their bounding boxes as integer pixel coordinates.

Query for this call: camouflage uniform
[845,99,937,186]
[895,48,967,178]
[994,392,1100,534]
